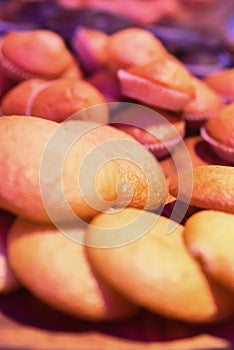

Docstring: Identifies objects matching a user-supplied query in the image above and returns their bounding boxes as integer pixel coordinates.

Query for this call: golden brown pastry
[85,208,234,323]
[8,219,138,320]
[169,165,234,214]
[0,115,166,222]
[184,210,234,293]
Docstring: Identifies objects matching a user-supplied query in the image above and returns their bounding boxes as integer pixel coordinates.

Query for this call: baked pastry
[184,210,234,293]
[85,208,234,323]
[169,165,234,214]
[182,77,223,129]
[172,135,230,170]
[200,103,234,163]
[72,27,108,73]
[1,78,46,116]
[118,57,195,112]
[8,219,138,320]
[205,68,234,103]
[0,115,166,222]
[88,70,122,103]
[0,30,82,81]
[107,28,167,72]
[1,78,108,123]
[110,106,185,158]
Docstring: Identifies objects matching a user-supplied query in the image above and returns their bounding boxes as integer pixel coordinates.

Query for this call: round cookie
[184,210,234,293]
[85,208,234,323]
[8,219,138,320]
[169,165,234,214]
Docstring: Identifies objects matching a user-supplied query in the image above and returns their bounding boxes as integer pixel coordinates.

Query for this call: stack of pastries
[0,25,234,349]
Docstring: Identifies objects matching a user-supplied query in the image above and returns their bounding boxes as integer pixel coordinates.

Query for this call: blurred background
[1,0,234,78]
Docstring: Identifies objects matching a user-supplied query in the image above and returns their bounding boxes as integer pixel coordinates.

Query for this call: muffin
[0,30,82,81]
[118,57,195,112]
[200,103,234,163]
[1,78,46,116]
[1,78,108,123]
[110,105,185,159]
[88,70,123,103]
[71,27,109,73]
[106,27,168,72]
[205,68,234,103]
[182,77,223,130]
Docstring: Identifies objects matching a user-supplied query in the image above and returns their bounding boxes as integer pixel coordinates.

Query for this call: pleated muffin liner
[114,122,186,159]
[71,27,105,73]
[117,69,192,112]
[200,126,234,164]
[25,80,55,116]
[0,39,38,81]
[145,130,186,159]
[183,108,222,130]
[0,40,70,82]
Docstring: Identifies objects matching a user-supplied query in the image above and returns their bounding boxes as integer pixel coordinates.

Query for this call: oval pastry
[0,115,166,223]
[8,219,138,320]
[86,208,234,323]
[184,210,234,294]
